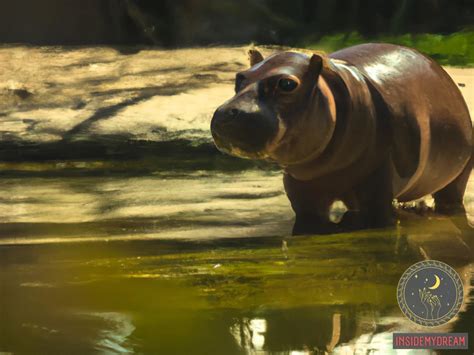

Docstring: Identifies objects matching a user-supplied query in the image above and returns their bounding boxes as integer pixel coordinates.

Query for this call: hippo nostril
[229,108,239,117]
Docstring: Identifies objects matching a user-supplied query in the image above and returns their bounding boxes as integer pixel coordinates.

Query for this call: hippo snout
[211,104,279,156]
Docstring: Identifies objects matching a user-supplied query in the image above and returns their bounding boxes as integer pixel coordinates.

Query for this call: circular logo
[397,260,464,327]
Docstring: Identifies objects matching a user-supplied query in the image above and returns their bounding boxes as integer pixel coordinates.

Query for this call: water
[0,165,472,354]
[1,46,473,354]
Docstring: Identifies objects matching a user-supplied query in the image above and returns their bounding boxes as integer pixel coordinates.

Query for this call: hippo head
[210,49,336,166]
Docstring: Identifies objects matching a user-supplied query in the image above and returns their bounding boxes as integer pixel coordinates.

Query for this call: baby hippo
[211,44,472,235]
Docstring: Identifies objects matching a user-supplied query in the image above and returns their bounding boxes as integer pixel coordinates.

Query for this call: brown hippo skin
[210,44,473,235]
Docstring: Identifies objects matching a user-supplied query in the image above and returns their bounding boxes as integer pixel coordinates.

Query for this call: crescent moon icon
[429,274,441,290]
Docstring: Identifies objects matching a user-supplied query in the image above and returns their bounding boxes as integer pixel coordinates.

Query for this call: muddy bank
[1,45,472,165]
[0,46,243,162]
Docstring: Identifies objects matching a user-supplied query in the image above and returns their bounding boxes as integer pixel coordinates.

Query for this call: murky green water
[1,164,473,354]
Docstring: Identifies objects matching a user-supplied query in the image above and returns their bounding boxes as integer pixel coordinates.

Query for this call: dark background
[0,0,473,46]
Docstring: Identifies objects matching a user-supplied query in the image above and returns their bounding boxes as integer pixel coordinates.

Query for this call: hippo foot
[292,210,396,235]
[396,200,434,216]
[292,215,343,235]
[434,202,466,216]
[339,210,396,231]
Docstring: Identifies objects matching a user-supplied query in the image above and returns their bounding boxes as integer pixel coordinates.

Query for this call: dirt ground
[0,46,472,149]
[444,67,474,117]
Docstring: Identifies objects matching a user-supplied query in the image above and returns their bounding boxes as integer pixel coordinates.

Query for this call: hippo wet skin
[210,44,473,235]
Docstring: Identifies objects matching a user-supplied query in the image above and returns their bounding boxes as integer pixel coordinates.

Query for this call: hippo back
[330,43,472,201]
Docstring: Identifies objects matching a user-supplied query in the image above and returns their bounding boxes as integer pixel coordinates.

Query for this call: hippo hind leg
[433,157,472,215]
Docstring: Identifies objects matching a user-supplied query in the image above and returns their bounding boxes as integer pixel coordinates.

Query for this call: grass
[301,30,474,67]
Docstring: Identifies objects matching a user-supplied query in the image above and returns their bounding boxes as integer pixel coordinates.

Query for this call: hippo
[210,44,472,235]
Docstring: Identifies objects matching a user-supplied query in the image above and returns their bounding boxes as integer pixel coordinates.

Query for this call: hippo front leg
[284,174,339,235]
[292,208,338,235]
[341,161,395,229]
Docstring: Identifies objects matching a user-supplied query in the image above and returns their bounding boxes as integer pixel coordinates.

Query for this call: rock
[12,88,32,99]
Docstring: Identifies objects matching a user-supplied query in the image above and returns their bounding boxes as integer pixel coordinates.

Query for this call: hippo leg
[341,161,395,229]
[433,157,472,215]
[292,199,337,235]
[284,174,339,235]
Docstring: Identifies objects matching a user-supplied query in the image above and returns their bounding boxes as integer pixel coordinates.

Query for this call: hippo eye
[278,78,298,92]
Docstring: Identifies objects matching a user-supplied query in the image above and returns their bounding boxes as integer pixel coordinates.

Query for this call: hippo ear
[307,54,323,78]
[248,49,264,66]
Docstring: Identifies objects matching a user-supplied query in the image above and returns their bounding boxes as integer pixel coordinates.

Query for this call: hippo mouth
[210,107,278,159]
[211,129,270,160]
[212,133,268,159]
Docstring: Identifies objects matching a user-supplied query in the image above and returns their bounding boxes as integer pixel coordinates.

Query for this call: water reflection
[0,168,473,353]
[0,171,292,244]
[230,318,267,351]
[1,235,471,353]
